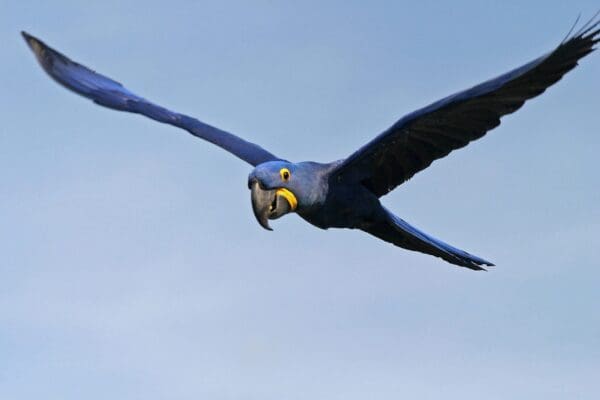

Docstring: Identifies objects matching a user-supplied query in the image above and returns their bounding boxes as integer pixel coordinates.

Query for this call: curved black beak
[250,180,293,230]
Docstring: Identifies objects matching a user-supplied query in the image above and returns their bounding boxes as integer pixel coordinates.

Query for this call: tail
[362,207,494,270]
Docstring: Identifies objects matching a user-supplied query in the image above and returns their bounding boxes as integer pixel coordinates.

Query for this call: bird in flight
[22,16,599,270]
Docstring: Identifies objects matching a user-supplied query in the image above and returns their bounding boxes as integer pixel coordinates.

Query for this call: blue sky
[1,1,599,399]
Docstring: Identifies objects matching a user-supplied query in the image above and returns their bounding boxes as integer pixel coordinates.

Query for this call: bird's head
[248,161,312,230]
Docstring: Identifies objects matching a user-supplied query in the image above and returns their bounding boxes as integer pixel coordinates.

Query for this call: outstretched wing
[331,17,600,197]
[22,32,281,167]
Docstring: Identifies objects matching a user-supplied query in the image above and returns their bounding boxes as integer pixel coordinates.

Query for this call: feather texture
[21,32,281,166]
[333,18,600,197]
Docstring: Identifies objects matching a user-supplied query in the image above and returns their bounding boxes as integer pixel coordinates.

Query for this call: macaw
[21,17,599,270]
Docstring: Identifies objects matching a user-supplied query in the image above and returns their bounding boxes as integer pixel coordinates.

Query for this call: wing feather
[22,32,281,167]
[332,18,599,196]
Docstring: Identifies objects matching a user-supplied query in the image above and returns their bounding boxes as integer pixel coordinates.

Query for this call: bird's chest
[299,184,381,230]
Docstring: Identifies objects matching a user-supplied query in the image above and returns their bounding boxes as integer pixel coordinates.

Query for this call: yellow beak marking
[276,188,298,211]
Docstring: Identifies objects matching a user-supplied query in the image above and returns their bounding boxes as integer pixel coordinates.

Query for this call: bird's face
[248,161,303,230]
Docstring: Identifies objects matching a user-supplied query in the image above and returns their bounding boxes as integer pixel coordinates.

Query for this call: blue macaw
[22,17,599,270]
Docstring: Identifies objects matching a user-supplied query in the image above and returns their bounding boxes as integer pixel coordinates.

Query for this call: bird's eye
[280,168,291,181]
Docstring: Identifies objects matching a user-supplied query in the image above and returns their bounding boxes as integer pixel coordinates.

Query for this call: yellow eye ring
[280,168,291,182]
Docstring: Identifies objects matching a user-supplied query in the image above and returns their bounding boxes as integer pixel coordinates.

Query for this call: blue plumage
[21,16,599,270]
[20,32,279,167]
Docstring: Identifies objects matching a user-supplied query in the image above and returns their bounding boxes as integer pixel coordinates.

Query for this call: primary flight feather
[22,16,599,270]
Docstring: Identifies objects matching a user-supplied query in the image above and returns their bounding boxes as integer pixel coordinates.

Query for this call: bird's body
[22,15,600,270]
[249,160,380,230]
[248,159,493,268]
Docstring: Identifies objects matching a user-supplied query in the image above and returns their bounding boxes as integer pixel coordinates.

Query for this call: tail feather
[363,207,494,270]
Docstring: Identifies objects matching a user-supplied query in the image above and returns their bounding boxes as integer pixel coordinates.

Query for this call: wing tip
[20,30,52,64]
[21,30,36,49]
[564,10,600,42]
[21,30,41,49]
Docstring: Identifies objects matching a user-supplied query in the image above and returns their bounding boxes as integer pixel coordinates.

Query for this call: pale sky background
[1,1,599,399]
